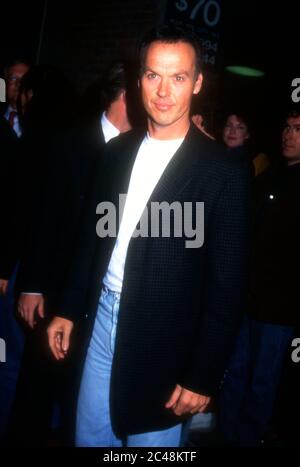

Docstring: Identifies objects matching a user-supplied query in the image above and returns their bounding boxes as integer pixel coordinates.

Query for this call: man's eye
[146,73,157,79]
[175,76,184,81]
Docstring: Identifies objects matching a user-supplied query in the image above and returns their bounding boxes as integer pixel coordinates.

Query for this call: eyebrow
[143,68,190,77]
[172,71,189,76]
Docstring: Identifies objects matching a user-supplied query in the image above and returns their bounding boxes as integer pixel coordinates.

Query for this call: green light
[226,66,265,77]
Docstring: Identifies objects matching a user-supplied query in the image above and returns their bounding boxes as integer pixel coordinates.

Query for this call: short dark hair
[222,111,251,133]
[3,59,31,78]
[100,62,131,109]
[138,23,203,76]
[286,107,300,120]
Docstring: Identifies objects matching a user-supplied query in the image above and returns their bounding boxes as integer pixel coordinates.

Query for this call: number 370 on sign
[175,0,221,26]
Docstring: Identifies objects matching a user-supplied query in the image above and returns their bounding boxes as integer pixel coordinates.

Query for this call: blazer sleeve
[54,152,109,322]
[178,157,252,396]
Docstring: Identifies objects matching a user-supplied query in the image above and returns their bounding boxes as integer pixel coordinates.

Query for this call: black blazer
[15,121,106,304]
[249,163,300,326]
[58,123,251,436]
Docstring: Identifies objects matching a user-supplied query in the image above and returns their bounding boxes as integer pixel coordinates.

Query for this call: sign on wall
[164,0,222,70]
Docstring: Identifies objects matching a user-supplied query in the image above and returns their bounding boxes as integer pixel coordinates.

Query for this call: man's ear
[120,90,126,102]
[193,73,203,95]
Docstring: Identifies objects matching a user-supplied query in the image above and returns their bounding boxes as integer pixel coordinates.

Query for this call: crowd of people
[0,24,299,448]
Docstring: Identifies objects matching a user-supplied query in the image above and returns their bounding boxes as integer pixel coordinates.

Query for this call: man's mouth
[283,144,294,150]
[154,102,174,111]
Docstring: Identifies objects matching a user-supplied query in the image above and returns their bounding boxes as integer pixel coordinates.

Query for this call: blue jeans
[76,286,182,447]
[219,314,294,446]
[0,266,24,438]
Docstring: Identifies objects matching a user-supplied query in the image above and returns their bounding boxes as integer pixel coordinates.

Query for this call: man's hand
[18,294,45,328]
[165,384,211,416]
[0,279,9,296]
[47,316,74,360]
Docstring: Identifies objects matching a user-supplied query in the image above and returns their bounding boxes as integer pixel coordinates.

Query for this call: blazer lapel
[147,123,205,204]
[109,129,145,207]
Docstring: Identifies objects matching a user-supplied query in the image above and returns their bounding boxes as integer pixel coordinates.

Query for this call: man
[0,61,30,441]
[0,60,30,296]
[219,108,300,446]
[1,60,30,138]
[17,61,133,325]
[48,25,250,447]
[4,62,133,447]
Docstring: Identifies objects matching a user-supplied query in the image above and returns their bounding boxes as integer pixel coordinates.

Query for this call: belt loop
[101,284,120,302]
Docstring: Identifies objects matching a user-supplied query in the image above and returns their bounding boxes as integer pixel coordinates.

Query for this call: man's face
[140,41,203,139]
[223,115,249,149]
[6,63,30,108]
[282,116,300,166]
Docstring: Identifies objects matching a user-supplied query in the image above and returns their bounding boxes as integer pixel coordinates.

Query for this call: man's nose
[157,78,170,97]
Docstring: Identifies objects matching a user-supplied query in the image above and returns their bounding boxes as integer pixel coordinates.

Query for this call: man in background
[5,62,135,447]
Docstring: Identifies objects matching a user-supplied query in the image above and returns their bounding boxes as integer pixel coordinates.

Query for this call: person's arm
[17,293,45,328]
[46,188,98,358]
[178,158,251,397]
[46,149,109,358]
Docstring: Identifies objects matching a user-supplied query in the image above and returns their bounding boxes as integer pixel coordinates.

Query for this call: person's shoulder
[188,124,222,156]
[106,127,145,151]
[187,126,252,188]
[188,124,239,169]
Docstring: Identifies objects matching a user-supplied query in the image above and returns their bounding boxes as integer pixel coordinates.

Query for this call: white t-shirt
[103,133,184,293]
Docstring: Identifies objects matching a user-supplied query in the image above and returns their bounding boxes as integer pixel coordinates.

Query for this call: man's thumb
[165,384,182,408]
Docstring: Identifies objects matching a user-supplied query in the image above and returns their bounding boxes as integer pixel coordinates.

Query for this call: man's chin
[149,110,179,126]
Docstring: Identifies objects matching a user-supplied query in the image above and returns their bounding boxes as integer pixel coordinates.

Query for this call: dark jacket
[0,115,21,278]
[249,162,300,326]
[15,121,106,305]
[58,123,251,436]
